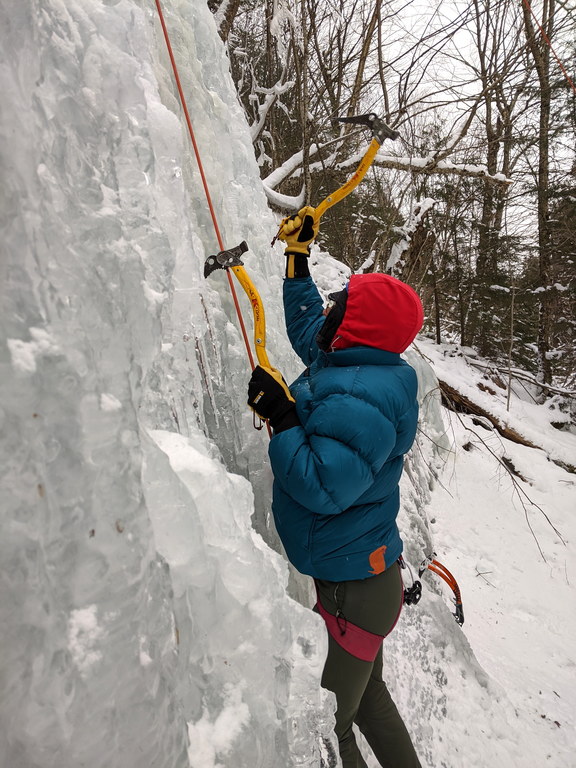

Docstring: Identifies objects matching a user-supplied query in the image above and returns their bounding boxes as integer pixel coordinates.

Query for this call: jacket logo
[368,545,387,575]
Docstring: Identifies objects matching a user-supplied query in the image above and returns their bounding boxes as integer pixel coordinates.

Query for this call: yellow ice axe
[275,113,400,242]
[204,241,271,369]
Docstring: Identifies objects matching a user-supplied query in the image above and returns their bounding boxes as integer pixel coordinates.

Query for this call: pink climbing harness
[314,573,404,662]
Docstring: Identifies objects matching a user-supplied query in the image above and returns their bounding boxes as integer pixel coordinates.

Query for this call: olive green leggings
[317,564,422,768]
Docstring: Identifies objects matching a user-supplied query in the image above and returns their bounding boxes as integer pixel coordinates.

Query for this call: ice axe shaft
[315,113,399,221]
[274,113,400,246]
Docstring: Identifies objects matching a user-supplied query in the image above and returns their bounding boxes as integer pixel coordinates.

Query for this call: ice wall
[0,1,330,766]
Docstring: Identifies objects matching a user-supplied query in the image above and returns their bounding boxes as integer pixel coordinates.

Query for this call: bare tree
[210,0,244,43]
[210,0,575,385]
[521,0,557,384]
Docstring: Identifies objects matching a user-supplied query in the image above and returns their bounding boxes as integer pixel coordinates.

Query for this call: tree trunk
[522,0,555,384]
[215,0,243,43]
[347,1,381,118]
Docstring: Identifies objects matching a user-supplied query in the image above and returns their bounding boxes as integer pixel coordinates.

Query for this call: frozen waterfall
[0,2,541,768]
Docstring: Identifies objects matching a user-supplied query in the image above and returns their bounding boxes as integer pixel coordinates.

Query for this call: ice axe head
[204,241,249,278]
[335,113,400,144]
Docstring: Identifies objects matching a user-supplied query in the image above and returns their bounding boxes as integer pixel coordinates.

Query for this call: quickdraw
[402,554,464,626]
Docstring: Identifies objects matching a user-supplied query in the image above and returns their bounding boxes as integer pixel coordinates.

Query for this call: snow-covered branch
[387,198,437,273]
[212,0,242,42]
[262,146,317,190]
[338,151,513,187]
[250,79,295,144]
[262,183,306,211]
[263,139,512,212]
[261,143,323,209]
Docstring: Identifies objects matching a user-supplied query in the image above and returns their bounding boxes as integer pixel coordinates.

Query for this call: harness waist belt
[315,591,382,662]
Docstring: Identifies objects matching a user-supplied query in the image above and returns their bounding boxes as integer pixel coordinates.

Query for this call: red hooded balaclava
[331,273,423,353]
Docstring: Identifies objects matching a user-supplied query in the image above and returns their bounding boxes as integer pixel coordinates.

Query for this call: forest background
[208,0,575,403]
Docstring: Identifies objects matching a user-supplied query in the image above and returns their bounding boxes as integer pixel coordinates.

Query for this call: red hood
[332,273,423,353]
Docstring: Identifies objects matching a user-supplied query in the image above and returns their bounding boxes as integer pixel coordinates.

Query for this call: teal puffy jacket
[269,274,422,582]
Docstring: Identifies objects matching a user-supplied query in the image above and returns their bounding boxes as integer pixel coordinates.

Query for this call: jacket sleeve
[283,276,325,366]
[268,392,397,515]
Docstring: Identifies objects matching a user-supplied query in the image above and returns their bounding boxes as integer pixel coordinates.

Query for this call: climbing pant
[316,563,422,768]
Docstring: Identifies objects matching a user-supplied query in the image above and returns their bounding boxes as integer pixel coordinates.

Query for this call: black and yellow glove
[278,205,319,255]
[277,205,319,278]
[247,366,301,433]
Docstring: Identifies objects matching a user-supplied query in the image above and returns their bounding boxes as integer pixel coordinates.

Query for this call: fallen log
[438,379,575,475]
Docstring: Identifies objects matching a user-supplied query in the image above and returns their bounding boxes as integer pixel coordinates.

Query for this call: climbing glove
[247,366,300,433]
[279,205,319,254]
[278,205,319,278]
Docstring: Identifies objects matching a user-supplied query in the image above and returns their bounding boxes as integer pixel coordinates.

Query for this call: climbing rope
[154,0,257,371]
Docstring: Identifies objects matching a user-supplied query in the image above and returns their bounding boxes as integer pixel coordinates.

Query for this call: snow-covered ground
[412,338,576,768]
[1,1,575,767]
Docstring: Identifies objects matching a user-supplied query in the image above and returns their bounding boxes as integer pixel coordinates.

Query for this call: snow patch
[100,393,122,411]
[67,605,105,677]
[186,685,250,768]
[7,328,60,374]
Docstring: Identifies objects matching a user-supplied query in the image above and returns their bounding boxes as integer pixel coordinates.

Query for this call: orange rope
[154,0,257,370]
[521,0,576,95]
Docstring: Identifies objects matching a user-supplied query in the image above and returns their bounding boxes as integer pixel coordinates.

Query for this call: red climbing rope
[154,0,257,371]
[521,0,576,95]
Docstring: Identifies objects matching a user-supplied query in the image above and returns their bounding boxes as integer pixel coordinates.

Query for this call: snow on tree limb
[438,379,575,475]
[250,79,295,144]
[262,183,306,211]
[261,144,320,197]
[262,145,512,209]
[338,151,513,187]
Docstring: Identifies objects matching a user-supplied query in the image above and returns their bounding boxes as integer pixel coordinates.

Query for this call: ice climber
[247,206,424,768]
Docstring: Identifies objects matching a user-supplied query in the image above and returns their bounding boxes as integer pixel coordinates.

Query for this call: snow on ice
[1,1,575,767]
